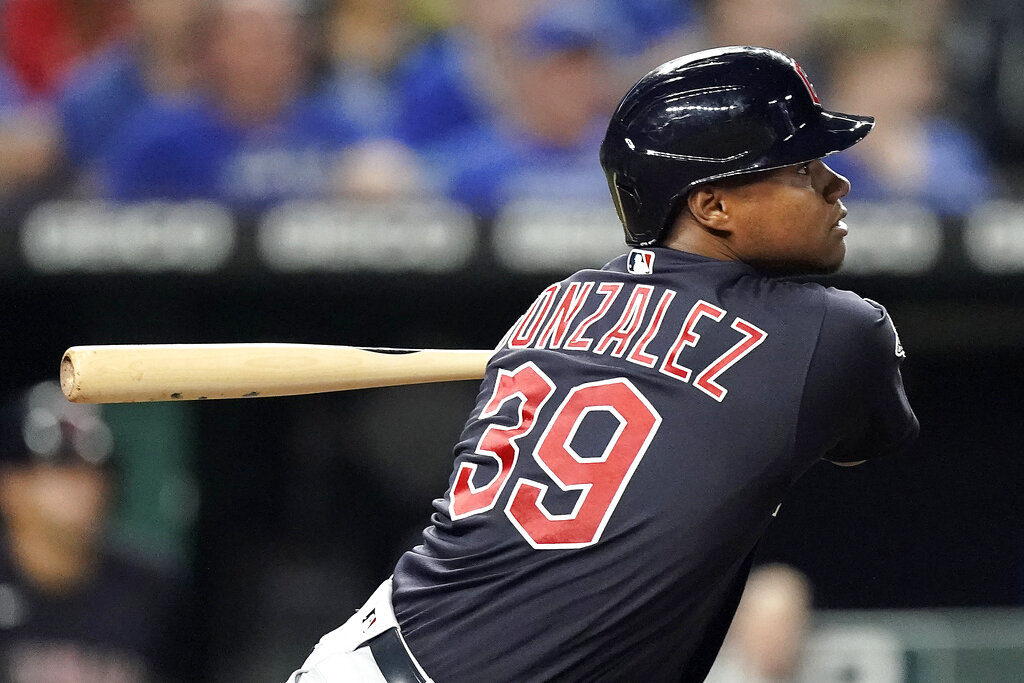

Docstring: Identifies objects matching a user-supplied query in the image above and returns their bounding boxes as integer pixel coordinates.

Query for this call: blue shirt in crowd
[0,62,25,114]
[430,119,610,218]
[102,94,359,211]
[391,30,492,151]
[56,44,158,170]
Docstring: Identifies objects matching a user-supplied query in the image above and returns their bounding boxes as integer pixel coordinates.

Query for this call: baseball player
[0,381,192,681]
[286,46,919,683]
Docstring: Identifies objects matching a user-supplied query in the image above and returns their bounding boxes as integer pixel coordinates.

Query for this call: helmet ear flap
[610,177,648,246]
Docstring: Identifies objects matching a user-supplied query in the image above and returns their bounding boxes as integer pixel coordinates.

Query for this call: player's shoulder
[762,279,900,349]
[811,286,905,359]
[820,286,890,324]
[765,278,886,321]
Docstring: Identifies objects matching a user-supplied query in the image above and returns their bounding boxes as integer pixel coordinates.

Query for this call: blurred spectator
[0,64,61,204]
[942,0,1024,186]
[315,0,423,138]
[100,0,341,208]
[391,0,545,150]
[312,0,435,199]
[427,1,616,218]
[0,63,26,112]
[54,0,207,194]
[673,0,816,70]
[99,0,371,211]
[819,16,995,216]
[669,0,992,215]
[1,0,133,100]
[0,381,192,681]
[393,0,693,149]
[704,563,814,683]
[332,137,432,200]
[561,0,696,90]
[597,0,694,59]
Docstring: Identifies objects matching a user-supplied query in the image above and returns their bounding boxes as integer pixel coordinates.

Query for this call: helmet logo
[793,61,821,105]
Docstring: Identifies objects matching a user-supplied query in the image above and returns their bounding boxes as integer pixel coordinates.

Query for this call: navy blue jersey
[392,248,918,682]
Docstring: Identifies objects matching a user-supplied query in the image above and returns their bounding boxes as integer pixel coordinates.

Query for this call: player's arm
[797,292,919,466]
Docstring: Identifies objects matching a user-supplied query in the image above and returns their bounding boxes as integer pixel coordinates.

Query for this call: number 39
[450,362,662,549]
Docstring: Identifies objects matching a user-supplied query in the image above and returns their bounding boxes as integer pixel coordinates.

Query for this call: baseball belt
[365,627,428,683]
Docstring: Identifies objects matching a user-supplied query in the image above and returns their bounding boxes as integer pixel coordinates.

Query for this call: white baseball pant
[285,578,433,683]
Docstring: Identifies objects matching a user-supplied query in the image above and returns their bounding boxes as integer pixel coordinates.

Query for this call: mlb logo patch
[627,249,655,275]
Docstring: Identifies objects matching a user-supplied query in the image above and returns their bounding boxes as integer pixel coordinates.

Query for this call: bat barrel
[60,344,492,404]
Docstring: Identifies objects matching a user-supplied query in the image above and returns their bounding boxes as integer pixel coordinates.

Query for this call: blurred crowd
[0,0,1020,223]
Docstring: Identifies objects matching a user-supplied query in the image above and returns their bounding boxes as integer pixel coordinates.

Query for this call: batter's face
[718,160,851,274]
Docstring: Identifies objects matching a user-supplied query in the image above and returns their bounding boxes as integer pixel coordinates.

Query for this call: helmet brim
[800,109,875,158]
[694,109,875,188]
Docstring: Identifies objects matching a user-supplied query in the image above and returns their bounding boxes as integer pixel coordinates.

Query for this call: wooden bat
[61,344,494,404]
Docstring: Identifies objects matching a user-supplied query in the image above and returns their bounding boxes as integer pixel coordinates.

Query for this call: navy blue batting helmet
[600,46,874,247]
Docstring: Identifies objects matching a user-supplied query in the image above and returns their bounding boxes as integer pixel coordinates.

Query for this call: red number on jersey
[505,378,661,548]
[449,363,555,519]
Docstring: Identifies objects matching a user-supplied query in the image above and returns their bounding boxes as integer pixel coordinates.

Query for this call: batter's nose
[822,162,851,203]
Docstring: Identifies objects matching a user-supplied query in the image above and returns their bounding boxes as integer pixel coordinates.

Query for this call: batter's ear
[686,185,732,234]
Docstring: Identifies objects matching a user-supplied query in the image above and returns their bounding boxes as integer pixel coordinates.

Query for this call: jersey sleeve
[796,291,920,464]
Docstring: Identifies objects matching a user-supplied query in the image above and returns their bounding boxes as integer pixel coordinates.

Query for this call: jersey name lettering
[503,282,767,402]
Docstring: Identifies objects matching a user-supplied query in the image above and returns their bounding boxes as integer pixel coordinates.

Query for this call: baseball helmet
[0,381,115,468]
[600,45,875,246]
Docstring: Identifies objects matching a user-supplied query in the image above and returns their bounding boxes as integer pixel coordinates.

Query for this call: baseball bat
[60,344,494,404]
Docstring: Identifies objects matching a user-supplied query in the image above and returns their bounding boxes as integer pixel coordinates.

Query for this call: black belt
[365,627,427,683]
